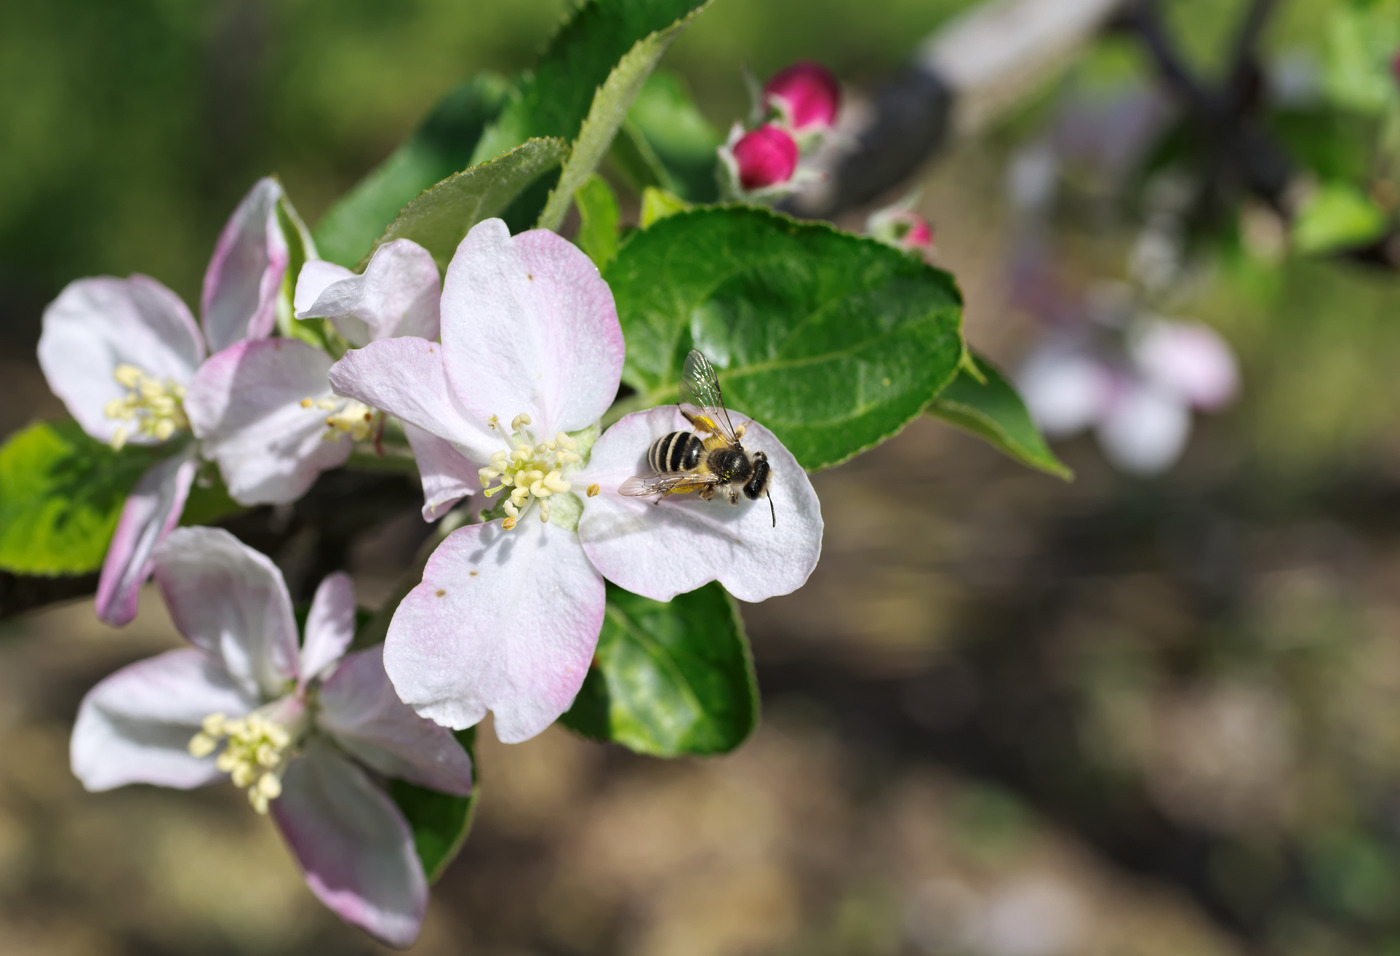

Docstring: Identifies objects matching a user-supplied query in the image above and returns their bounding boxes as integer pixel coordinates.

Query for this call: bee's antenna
[767,490,776,527]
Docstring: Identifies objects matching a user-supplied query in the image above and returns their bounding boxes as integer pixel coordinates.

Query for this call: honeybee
[620,349,776,526]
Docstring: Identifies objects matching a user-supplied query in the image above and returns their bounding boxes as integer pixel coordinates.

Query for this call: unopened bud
[763,61,841,133]
[732,124,800,191]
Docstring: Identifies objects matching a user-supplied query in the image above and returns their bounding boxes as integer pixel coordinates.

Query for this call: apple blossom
[184,238,442,506]
[35,178,304,626]
[70,527,473,947]
[724,123,801,192]
[763,60,841,133]
[328,217,823,742]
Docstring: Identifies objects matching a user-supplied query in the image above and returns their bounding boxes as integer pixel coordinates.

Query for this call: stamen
[103,364,190,449]
[474,412,588,530]
[314,397,377,443]
[187,702,309,814]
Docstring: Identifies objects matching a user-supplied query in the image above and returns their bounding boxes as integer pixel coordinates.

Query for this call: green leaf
[639,186,690,227]
[928,353,1072,480]
[574,174,621,269]
[535,5,709,231]
[0,421,167,575]
[471,0,710,165]
[313,74,512,267]
[621,70,721,202]
[561,582,756,757]
[389,728,479,883]
[1323,2,1400,115]
[371,137,569,270]
[1292,181,1389,255]
[605,205,965,471]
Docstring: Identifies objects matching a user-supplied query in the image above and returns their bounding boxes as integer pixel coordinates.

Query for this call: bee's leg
[735,420,748,440]
[699,486,716,501]
[729,490,739,505]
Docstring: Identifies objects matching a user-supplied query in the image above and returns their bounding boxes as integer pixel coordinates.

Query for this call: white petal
[1017,342,1114,437]
[269,739,427,948]
[37,275,203,445]
[300,572,356,684]
[318,644,475,795]
[1096,381,1192,475]
[295,239,441,347]
[294,260,362,344]
[71,647,257,791]
[576,407,823,602]
[402,422,478,521]
[201,178,290,353]
[1131,319,1239,411]
[383,520,605,743]
[439,219,624,434]
[153,527,301,698]
[185,338,352,506]
[95,448,198,627]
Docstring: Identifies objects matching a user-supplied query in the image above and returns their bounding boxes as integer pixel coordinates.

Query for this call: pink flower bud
[901,215,934,250]
[763,61,841,132]
[732,124,800,190]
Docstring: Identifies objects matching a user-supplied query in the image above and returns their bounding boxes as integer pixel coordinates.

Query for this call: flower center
[103,363,189,450]
[300,396,378,442]
[188,698,311,814]
[477,413,581,530]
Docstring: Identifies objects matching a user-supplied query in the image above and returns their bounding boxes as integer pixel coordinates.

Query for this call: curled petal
[577,407,823,603]
[1096,381,1191,475]
[153,527,301,698]
[71,647,257,791]
[96,447,198,627]
[1017,342,1114,437]
[300,572,356,684]
[383,520,605,743]
[270,738,427,948]
[294,260,354,327]
[1132,319,1239,411]
[319,644,475,795]
[295,239,441,347]
[38,275,203,446]
[439,218,624,435]
[201,178,290,353]
[185,338,351,506]
[402,423,477,522]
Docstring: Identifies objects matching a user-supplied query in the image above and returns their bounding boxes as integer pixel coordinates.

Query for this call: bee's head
[742,451,775,527]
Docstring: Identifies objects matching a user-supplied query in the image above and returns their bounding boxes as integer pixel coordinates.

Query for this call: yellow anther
[317,398,376,443]
[113,364,143,388]
[188,733,216,758]
[556,432,577,450]
[502,516,518,530]
[103,364,189,448]
[476,412,589,530]
[511,413,532,430]
[300,398,313,408]
[587,483,600,497]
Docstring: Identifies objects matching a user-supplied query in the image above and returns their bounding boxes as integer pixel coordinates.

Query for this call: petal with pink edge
[1132,319,1239,412]
[319,645,475,795]
[96,447,198,627]
[38,275,204,446]
[402,423,477,521]
[271,738,427,948]
[1096,381,1191,475]
[383,520,605,742]
[153,527,301,698]
[296,239,441,347]
[185,338,351,506]
[577,407,823,603]
[329,337,496,461]
[71,647,258,791]
[201,178,290,353]
[1017,342,1114,437]
[301,572,356,684]
[439,219,623,434]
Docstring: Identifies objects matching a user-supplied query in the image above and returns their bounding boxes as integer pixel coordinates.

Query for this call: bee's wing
[619,471,723,497]
[679,349,740,443]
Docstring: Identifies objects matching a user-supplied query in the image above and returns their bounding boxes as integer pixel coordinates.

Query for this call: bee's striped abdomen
[648,431,703,473]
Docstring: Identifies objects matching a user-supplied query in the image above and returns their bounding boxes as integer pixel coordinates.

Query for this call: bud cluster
[719,61,842,200]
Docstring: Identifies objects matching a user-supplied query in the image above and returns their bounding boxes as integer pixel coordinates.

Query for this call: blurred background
[5,0,1400,954]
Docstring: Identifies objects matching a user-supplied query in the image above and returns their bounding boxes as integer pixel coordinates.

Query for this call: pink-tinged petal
[296,240,441,347]
[71,647,257,791]
[270,738,427,948]
[186,338,351,505]
[577,407,823,603]
[1096,381,1191,475]
[439,219,624,435]
[300,572,356,684]
[402,423,477,521]
[38,275,203,445]
[1017,343,1114,437]
[294,260,355,332]
[319,644,475,795]
[153,527,300,698]
[383,520,604,743]
[1131,320,1239,411]
[96,448,198,627]
[201,178,290,353]
[328,337,496,460]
